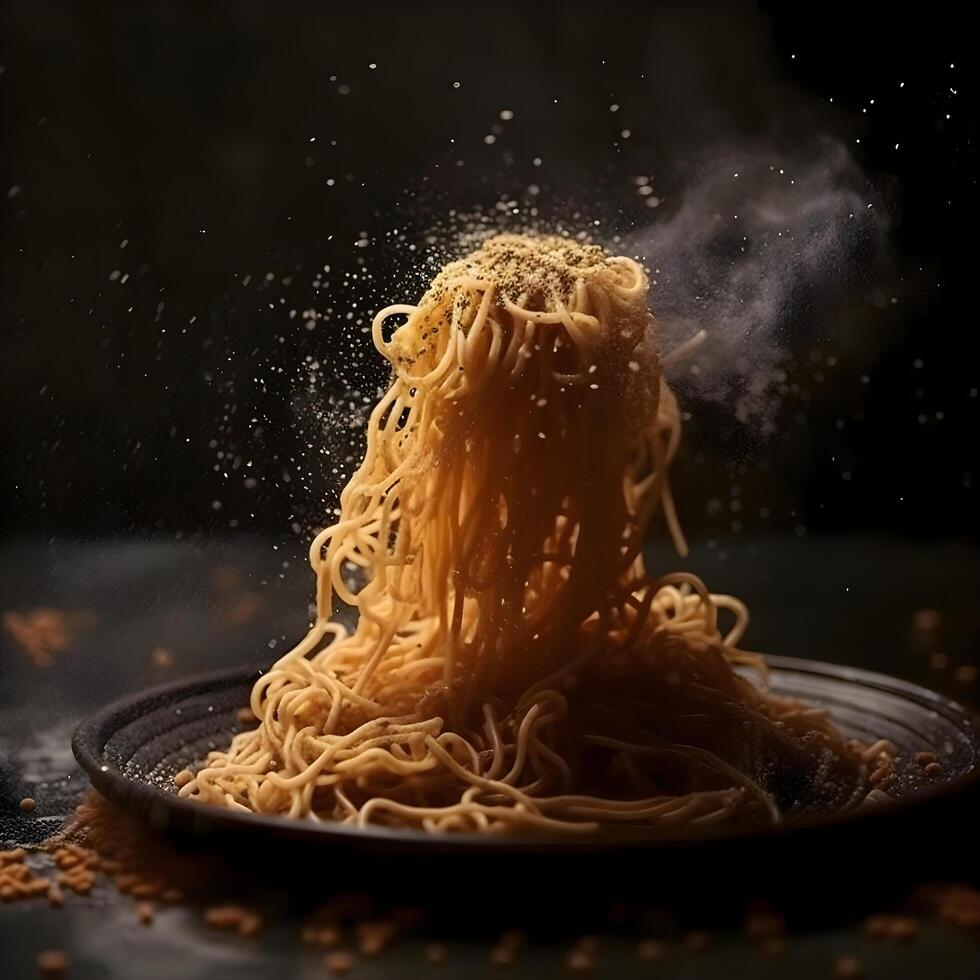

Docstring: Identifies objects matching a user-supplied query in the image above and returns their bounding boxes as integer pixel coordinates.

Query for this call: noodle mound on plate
[181,234,873,834]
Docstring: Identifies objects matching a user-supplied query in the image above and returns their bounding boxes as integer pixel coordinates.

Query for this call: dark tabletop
[1,533,978,978]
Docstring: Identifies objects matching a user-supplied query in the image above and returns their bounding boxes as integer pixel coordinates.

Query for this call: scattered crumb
[912,609,941,630]
[425,942,447,964]
[204,903,262,937]
[137,901,155,925]
[489,943,515,966]
[918,883,980,928]
[324,950,354,975]
[36,950,69,978]
[356,919,395,957]
[1,846,53,901]
[636,938,664,961]
[565,948,594,972]
[886,917,919,942]
[833,953,863,978]
[302,923,342,948]
[4,608,96,667]
[20,797,37,813]
[864,913,920,942]
[203,905,240,929]
[223,594,264,628]
[238,910,263,938]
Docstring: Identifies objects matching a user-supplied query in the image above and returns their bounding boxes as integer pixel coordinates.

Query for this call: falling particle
[609,103,620,112]
[452,81,460,89]
[368,63,377,69]
[337,84,351,95]
[484,134,496,145]
[620,129,631,139]
[7,184,21,199]
[499,109,514,120]
[532,157,542,166]
[212,500,222,511]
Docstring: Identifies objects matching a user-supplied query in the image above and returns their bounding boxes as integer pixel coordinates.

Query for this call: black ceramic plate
[71,656,980,862]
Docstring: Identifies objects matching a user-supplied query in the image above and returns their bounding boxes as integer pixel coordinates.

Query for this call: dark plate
[71,656,979,859]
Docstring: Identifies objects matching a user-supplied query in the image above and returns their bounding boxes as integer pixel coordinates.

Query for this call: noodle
[181,234,871,833]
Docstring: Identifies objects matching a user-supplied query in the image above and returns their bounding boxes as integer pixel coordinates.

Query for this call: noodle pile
[181,234,871,834]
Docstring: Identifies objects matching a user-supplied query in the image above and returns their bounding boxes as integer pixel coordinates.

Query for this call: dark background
[2,0,975,539]
[0,0,977,677]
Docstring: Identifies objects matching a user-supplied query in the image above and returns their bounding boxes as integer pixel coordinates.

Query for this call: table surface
[2,534,978,978]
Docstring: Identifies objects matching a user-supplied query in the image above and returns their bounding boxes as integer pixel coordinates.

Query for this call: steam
[626,137,888,433]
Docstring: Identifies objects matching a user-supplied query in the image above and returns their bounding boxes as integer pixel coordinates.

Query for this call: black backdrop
[1,0,976,548]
